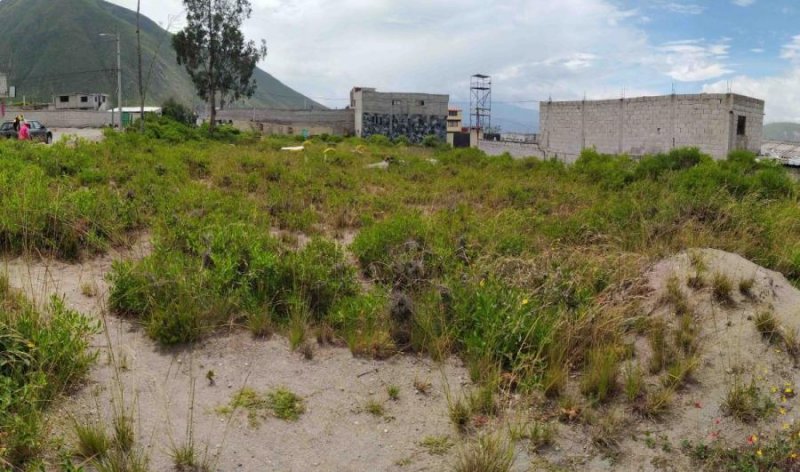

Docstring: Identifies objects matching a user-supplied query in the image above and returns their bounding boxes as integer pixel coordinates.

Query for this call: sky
[108,0,800,124]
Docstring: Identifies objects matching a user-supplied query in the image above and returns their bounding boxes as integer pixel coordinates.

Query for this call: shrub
[161,98,197,126]
[574,149,634,189]
[0,290,96,467]
[422,134,443,148]
[368,134,392,146]
[281,238,359,319]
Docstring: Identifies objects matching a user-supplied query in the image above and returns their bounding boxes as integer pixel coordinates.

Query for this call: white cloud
[732,0,756,6]
[659,2,706,15]
[703,36,800,123]
[656,39,732,82]
[750,48,765,53]
[105,0,740,109]
[704,71,800,122]
[781,35,800,63]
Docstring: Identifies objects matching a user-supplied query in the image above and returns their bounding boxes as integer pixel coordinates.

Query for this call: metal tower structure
[470,74,492,132]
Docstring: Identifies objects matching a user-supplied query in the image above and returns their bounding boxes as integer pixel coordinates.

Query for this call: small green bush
[0,288,96,467]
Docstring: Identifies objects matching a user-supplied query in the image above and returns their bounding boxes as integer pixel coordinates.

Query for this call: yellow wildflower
[780,407,787,415]
[757,449,763,457]
[773,387,780,394]
[521,298,529,306]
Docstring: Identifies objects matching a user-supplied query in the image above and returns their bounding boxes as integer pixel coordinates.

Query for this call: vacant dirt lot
[51,127,105,143]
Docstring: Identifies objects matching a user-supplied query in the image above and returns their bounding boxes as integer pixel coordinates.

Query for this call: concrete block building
[54,93,110,111]
[351,87,449,143]
[539,93,764,161]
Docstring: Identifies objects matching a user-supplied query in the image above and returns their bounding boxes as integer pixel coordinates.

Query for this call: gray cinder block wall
[539,93,765,161]
[217,109,355,136]
[351,88,449,143]
[4,108,112,128]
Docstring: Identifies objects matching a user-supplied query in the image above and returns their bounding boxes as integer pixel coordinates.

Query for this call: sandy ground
[1,239,470,472]
[609,249,800,471]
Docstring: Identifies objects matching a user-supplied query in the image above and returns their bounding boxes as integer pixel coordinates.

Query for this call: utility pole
[137,0,144,131]
[99,33,122,128]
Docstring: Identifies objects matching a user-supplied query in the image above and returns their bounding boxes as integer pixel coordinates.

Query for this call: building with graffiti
[350,87,449,143]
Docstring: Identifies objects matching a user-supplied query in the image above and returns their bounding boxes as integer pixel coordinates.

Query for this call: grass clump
[754,311,780,341]
[73,421,111,460]
[267,388,306,421]
[722,377,775,423]
[663,275,689,315]
[739,277,755,297]
[364,399,386,417]
[218,387,305,425]
[580,345,620,403]
[171,442,209,472]
[711,272,734,305]
[419,435,453,455]
[453,434,514,472]
[387,385,400,401]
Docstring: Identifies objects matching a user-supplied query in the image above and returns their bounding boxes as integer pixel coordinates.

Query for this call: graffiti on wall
[361,113,446,143]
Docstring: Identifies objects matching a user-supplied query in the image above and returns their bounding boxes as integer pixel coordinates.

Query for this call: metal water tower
[470,74,492,132]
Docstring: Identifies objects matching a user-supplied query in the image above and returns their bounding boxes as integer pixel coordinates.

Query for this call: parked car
[0,120,53,144]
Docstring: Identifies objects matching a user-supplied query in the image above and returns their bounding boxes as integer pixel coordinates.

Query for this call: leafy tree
[173,0,267,130]
[162,98,197,126]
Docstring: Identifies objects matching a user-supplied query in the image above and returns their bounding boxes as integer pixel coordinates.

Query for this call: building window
[392,99,402,106]
[737,116,747,136]
[418,100,425,106]
[102,96,106,102]
[448,110,458,117]
[80,96,88,103]
[59,96,69,103]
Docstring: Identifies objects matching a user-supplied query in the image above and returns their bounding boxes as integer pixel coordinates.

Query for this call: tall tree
[172,0,267,130]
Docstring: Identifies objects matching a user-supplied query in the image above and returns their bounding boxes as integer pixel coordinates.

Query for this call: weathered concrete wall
[539,93,764,160]
[351,88,448,143]
[478,140,547,160]
[731,95,763,154]
[217,109,355,136]
[3,108,111,128]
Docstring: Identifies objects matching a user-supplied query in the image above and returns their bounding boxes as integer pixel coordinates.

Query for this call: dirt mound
[2,239,469,472]
[612,249,800,470]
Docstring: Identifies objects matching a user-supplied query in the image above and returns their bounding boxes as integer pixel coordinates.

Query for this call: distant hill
[450,101,539,134]
[0,0,323,110]
[764,122,800,143]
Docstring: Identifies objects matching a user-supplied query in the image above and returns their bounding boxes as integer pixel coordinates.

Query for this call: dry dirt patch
[607,248,800,470]
[2,239,469,472]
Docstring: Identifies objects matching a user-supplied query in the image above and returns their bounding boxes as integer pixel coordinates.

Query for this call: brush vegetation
[3,121,800,466]
[0,276,96,468]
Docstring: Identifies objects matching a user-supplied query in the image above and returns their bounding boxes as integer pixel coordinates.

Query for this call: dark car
[0,120,54,144]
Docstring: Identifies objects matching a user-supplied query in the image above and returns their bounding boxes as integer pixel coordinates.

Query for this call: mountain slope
[764,122,800,143]
[0,0,323,110]
[450,101,539,134]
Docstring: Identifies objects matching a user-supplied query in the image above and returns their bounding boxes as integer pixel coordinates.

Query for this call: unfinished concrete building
[351,87,449,143]
[539,93,764,161]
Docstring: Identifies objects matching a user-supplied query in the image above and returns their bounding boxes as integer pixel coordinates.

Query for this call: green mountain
[0,0,323,110]
[764,122,800,143]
